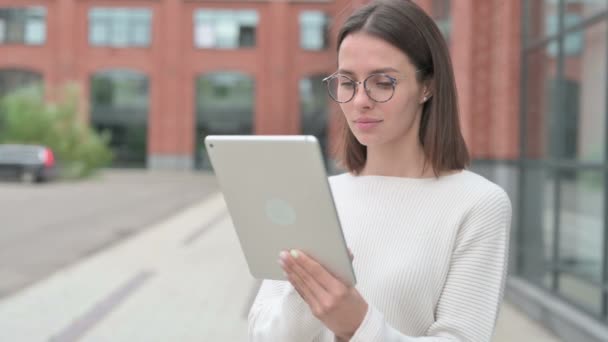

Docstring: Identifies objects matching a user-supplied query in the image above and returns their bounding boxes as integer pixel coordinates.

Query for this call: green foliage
[0,83,113,178]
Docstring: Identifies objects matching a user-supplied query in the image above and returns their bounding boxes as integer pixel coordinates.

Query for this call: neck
[361,134,433,178]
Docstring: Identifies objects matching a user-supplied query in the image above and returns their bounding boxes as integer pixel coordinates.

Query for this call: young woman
[249,1,512,341]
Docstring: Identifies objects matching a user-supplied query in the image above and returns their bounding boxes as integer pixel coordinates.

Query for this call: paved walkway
[0,193,561,341]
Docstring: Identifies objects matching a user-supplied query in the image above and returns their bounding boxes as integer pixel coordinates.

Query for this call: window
[0,69,42,99]
[299,11,329,50]
[89,8,152,47]
[194,10,258,49]
[546,14,584,57]
[520,0,608,320]
[90,70,149,167]
[195,72,254,134]
[0,7,46,45]
[195,72,255,169]
[563,0,606,27]
[300,75,329,162]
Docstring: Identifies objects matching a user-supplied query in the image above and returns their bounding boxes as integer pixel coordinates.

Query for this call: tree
[0,83,113,178]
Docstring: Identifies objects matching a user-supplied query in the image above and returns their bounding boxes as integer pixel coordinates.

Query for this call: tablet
[204,135,356,286]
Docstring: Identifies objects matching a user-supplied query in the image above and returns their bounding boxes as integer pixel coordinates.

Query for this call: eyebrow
[337,67,400,76]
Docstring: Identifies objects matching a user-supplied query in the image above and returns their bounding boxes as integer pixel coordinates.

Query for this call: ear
[420,78,433,104]
[421,92,432,103]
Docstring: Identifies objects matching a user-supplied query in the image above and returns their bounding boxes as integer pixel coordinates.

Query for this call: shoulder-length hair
[336,0,469,176]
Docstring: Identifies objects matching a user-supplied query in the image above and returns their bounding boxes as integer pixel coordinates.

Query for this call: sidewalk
[0,193,561,341]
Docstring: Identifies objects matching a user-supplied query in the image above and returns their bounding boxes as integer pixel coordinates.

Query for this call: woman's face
[337,32,427,148]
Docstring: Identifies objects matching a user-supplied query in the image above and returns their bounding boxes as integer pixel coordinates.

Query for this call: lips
[354,118,382,124]
[353,118,383,131]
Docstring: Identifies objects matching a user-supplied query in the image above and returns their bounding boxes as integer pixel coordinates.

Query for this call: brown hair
[336,0,469,176]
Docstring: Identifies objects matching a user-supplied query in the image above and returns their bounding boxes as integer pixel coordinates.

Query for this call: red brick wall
[488,0,521,160]
[452,0,521,160]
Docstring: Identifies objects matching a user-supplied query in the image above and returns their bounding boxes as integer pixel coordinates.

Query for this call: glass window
[527,0,607,45]
[300,75,329,161]
[131,11,150,46]
[0,69,42,99]
[519,167,556,289]
[524,47,558,160]
[24,7,45,45]
[196,72,254,133]
[564,0,607,28]
[525,20,606,164]
[558,170,603,283]
[88,7,152,48]
[90,70,149,167]
[557,170,604,314]
[112,10,129,47]
[194,9,258,49]
[525,11,606,163]
[299,11,329,51]
[195,72,255,169]
[563,21,606,162]
[0,7,46,45]
[0,20,6,43]
[525,0,560,44]
[521,0,608,322]
[545,13,584,57]
[90,9,109,45]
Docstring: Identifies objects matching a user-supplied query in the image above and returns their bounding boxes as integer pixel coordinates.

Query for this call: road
[0,169,218,298]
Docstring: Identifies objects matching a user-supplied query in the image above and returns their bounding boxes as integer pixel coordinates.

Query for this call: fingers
[286,255,329,310]
[284,249,349,295]
[348,248,354,262]
[282,256,318,305]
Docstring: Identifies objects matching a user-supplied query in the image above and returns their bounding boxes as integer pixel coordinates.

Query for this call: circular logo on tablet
[265,198,296,226]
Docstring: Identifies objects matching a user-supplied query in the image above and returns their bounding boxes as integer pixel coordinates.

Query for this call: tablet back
[205,135,356,286]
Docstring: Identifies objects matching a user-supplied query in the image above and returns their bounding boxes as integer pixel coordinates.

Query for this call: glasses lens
[326,75,355,103]
[365,74,395,102]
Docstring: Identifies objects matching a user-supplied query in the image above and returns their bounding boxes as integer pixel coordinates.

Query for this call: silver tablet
[205,135,356,286]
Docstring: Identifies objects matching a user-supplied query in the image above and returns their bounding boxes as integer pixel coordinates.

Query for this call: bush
[0,83,113,178]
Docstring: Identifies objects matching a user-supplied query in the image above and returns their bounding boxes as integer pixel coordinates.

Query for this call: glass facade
[0,69,42,99]
[89,7,152,47]
[194,10,258,49]
[90,70,149,167]
[299,11,329,50]
[300,75,329,161]
[0,7,46,45]
[521,0,608,320]
[195,72,254,169]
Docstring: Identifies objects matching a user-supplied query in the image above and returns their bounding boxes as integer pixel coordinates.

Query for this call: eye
[339,81,356,89]
[375,82,393,89]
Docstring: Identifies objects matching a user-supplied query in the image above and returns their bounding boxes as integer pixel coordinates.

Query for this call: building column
[148,0,193,170]
[258,0,292,134]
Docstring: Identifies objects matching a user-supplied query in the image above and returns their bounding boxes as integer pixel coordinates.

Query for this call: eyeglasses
[322,73,406,103]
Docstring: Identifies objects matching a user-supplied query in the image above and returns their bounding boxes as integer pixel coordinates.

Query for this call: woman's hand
[278,249,367,341]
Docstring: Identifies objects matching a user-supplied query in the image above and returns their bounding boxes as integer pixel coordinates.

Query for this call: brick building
[0,0,520,169]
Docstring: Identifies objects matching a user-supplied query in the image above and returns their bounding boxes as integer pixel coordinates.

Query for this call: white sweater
[248,170,512,342]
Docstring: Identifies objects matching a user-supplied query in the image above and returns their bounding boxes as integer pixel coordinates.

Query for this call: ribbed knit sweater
[248,170,512,342]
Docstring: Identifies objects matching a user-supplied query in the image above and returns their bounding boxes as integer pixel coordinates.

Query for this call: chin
[352,133,377,147]
[348,123,384,146]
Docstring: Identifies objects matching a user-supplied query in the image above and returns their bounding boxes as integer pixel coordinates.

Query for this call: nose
[352,83,373,109]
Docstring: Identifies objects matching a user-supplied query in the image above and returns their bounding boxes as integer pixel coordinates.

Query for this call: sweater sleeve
[349,187,512,342]
[248,278,325,341]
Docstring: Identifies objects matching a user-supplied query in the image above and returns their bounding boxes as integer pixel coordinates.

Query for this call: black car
[0,144,58,183]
